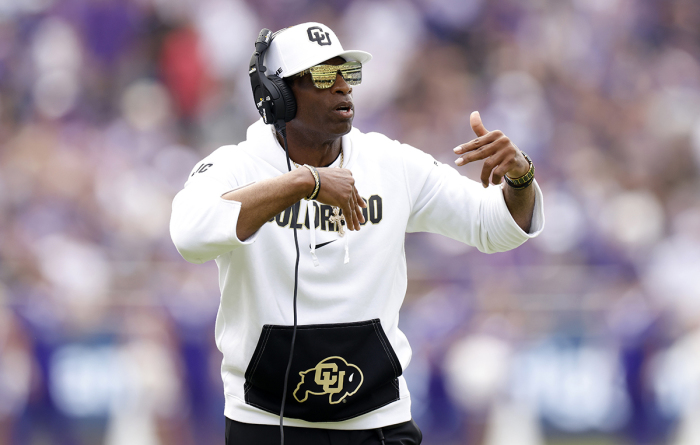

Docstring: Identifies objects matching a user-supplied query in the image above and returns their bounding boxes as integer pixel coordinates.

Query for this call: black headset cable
[277,123,299,445]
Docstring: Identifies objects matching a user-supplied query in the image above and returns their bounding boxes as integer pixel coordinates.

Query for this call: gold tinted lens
[308,62,362,88]
[340,62,362,86]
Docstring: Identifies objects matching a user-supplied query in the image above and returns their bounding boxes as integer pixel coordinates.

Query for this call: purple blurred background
[1,0,700,444]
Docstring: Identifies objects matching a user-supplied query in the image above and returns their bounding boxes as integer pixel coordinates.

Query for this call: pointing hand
[453,111,530,188]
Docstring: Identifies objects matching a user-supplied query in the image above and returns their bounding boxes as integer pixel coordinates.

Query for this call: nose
[330,72,352,95]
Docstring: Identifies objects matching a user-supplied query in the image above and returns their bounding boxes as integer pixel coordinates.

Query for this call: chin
[332,119,353,136]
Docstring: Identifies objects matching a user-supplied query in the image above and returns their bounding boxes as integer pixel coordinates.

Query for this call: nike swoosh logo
[309,240,337,250]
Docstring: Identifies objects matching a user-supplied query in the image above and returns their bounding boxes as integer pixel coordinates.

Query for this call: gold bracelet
[303,164,321,200]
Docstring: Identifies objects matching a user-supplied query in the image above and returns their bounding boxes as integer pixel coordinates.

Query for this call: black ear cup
[269,75,296,122]
[249,28,296,128]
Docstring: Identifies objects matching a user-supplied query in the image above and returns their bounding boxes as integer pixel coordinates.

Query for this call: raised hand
[453,111,530,188]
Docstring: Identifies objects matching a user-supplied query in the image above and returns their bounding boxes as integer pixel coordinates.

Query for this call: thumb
[470,111,488,137]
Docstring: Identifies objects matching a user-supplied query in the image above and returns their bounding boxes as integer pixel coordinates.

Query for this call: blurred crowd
[1,0,700,444]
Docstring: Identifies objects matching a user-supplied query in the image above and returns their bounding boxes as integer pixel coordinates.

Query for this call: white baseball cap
[263,22,372,78]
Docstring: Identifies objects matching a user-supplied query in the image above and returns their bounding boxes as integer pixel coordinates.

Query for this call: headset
[249,28,300,445]
[249,28,296,132]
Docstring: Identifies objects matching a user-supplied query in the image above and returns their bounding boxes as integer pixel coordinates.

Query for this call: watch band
[504,152,535,189]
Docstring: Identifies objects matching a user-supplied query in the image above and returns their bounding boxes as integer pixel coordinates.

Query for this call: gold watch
[504,152,534,189]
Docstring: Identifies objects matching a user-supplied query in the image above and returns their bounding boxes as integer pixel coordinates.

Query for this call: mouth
[333,102,354,119]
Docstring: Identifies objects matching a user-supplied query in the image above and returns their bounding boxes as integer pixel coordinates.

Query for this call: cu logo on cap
[307,26,332,46]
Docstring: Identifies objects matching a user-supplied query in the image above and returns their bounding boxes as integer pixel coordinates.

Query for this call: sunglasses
[295,61,362,89]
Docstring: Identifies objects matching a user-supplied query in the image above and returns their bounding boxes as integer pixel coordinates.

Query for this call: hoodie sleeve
[403,145,544,253]
[170,147,258,264]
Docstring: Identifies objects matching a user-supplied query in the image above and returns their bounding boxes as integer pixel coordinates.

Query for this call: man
[170,22,544,445]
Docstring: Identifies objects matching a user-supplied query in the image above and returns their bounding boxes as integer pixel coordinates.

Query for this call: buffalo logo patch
[293,356,363,404]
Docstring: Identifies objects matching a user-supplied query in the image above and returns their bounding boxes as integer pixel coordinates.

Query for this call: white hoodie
[170,119,544,429]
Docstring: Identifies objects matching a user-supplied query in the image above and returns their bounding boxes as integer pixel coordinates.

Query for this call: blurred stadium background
[1,0,700,444]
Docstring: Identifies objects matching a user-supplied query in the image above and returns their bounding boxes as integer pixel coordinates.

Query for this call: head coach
[170,22,544,445]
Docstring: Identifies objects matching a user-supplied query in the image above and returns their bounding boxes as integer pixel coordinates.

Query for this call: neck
[276,127,342,167]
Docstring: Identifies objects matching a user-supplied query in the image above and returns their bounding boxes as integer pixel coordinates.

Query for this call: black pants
[225,418,422,445]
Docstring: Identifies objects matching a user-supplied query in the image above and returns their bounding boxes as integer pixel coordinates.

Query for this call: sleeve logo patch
[191,163,213,176]
[293,356,363,404]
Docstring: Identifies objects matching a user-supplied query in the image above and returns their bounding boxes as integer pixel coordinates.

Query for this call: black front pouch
[244,319,402,422]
